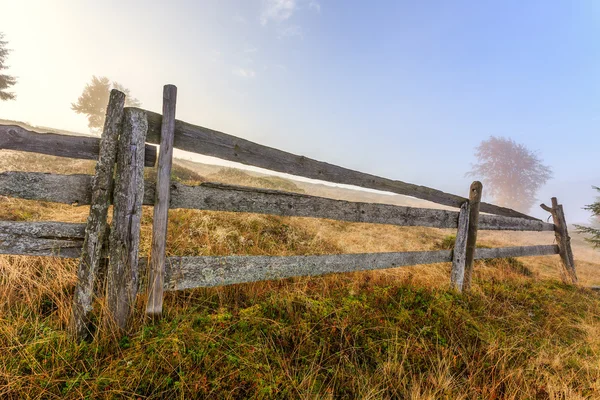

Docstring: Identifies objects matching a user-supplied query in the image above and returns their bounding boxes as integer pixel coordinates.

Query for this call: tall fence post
[450,201,470,291]
[106,108,148,332]
[462,181,482,292]
[540,197,577,284]
[146,84,177,319]
[69,89,125,341]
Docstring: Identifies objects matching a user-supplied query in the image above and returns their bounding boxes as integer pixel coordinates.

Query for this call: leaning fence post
[106,108,148,332]
[540,197,577,284]
[462,181,482,292]
[146,84,177,319]
[450,201,470,291]
[69,89,125,340]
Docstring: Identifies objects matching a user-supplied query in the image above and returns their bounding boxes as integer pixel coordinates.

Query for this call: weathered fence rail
[0,220,561,260]
[141,109,535,220]
[0,124,157,167]
[0,172,555,231]
[0,86,576,341]
[0,218,559,286]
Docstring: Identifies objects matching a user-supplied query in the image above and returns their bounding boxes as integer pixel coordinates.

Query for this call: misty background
[0,0,598,223]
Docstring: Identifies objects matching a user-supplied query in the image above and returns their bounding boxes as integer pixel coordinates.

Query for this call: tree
[575,186,600,248]
[0,32,17,101]
[466,136,552,212]
[71,76,141,133]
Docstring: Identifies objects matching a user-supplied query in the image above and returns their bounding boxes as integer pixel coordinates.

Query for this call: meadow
[1,149,599,399]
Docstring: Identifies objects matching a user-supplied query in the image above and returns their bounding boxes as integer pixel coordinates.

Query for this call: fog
[1,1,598,223]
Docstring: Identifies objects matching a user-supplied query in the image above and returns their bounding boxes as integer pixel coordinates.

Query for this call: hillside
[1,150,600,398]
[0,118,92,137]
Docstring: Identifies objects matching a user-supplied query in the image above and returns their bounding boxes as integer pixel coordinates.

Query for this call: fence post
[69,89,125,341]
[540,197,577,284]
[462,181,482,291]
[450,201,470,291]
[106,108,148,332]
[146,85,177,319]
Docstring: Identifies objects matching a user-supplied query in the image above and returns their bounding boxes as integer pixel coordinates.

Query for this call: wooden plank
[478,214,554,232]
[146,85,177,319]
[159,250,454,291]
[554,201,577,284]
[159,245,559,291]
[0,124,157,167]
[70,89,125,341]
[0,172,557,232]
[475,245,559,259]
[0,171,92,205]
[106,108,148,331]
[165,182,461,228]
[0,220,559,267]
[140,108,536,220]
[540,198,577,283]
[0,221,85,258]
[463,181,482,291]
[450,201,469,291]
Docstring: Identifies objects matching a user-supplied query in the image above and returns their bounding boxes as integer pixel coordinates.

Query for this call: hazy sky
[0,0,599,222]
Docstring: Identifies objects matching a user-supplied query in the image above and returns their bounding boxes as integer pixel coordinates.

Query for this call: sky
[0,0,598,222]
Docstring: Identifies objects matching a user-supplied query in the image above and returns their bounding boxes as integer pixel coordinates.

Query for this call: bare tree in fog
[0,32,17,101]
[466,136,552,212]
[71,76,141,133]
[575,186,600,248]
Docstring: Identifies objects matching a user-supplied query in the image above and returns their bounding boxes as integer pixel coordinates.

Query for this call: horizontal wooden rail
[0,124,157,167]
[138,108,536,220]
[0,221,85,258]
[475,245,559,259]
[158,251,453,290]
[0,171,555,231]
[158,244,559,291]
[0,218,558,260]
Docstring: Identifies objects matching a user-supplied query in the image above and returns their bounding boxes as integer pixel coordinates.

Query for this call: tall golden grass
[1,150,600,398]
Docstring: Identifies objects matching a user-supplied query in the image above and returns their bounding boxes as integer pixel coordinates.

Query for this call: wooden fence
[0,86,577,340]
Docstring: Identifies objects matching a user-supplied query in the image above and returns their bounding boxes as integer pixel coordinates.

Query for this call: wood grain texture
[540,198,577,283]
[450,201,469,291]
[70,89,125,341]
[474,245,559,259]
[0,220,559,265]
[0,171,92,205]
[146,85,177,319]
[156,244,559,291]
[0,221,85,258]
[140,108,536,220]
[463,181,482,291]
[159,250,454,291]
[478,213,553,231]
[0,124,157,167]
[0,172,557,232]
[106,108,148,331]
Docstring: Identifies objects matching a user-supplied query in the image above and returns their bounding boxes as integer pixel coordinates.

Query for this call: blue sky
[0,0,598,222]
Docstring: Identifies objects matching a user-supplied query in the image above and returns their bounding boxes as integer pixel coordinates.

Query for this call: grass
[2,255,600,399]
[1,150,600,398]
[204,167,306,193]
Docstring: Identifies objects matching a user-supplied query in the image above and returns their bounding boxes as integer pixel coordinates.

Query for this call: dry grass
[1,151,600,398]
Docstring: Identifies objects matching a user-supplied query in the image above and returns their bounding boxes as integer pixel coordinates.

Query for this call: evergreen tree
[0,32,17,101]
[575,186,600,248]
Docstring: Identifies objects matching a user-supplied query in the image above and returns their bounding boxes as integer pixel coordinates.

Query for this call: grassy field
[1,150,600,399]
